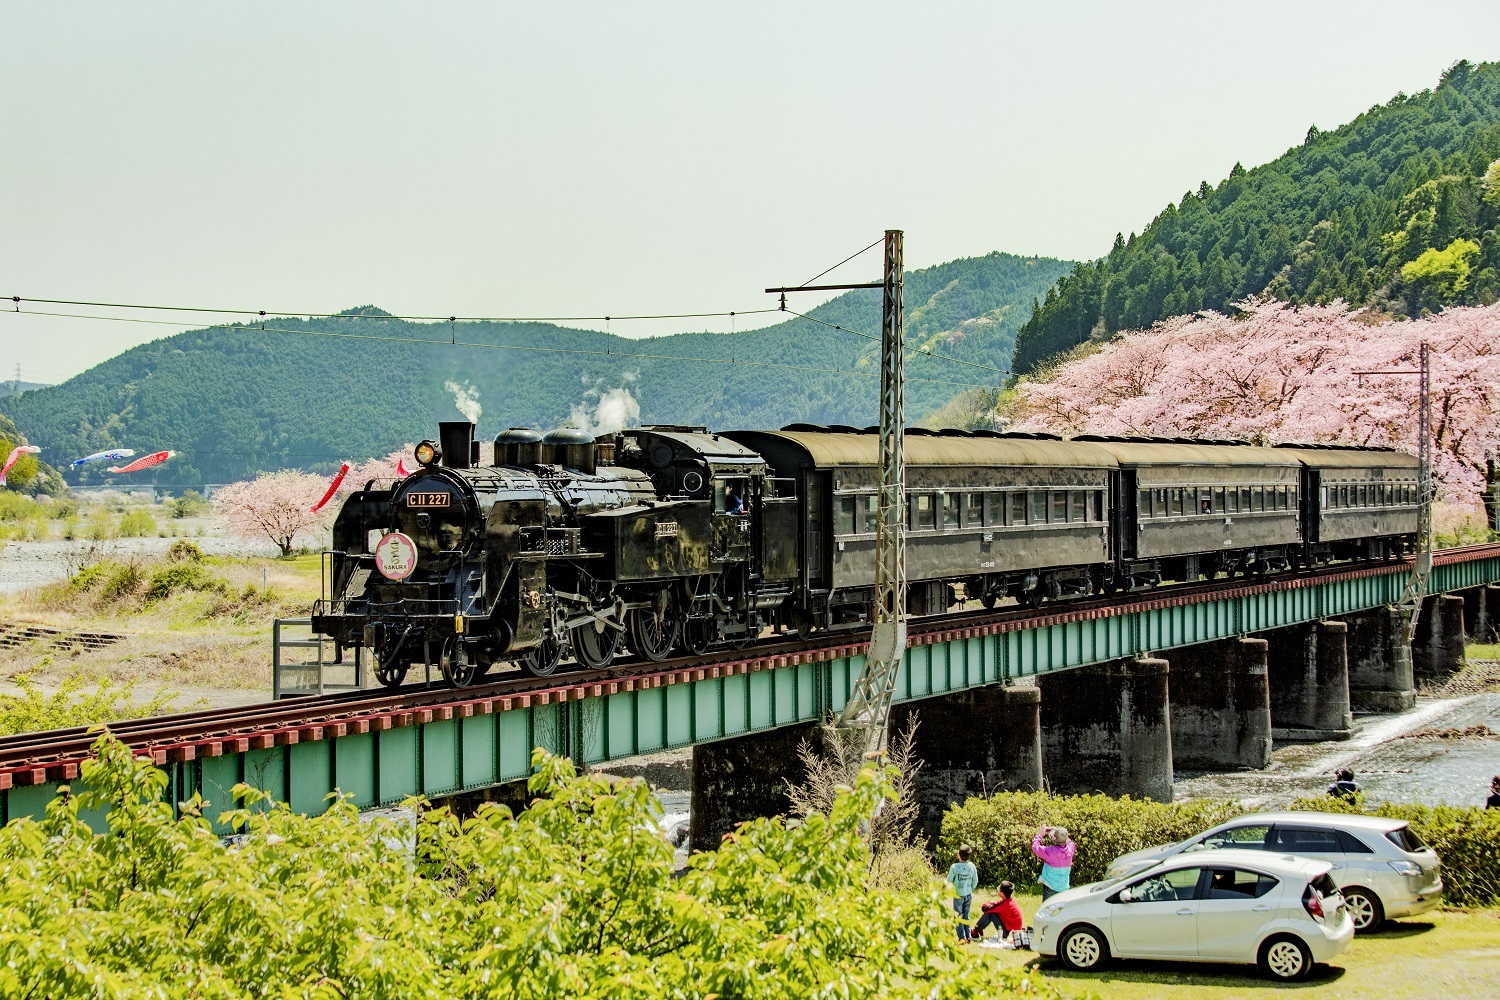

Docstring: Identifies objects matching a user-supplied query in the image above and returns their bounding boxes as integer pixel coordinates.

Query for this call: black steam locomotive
[312,420,1418,688]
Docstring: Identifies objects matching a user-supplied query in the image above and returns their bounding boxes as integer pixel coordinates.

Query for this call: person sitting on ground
[945,844,979,941]
[970,880,1024,944]
[1032,825,1075,901]
[1487,774,1499,810]
[1327,768,1360,800]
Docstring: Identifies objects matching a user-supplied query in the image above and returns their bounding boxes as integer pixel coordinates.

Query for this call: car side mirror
[1118,888,1134,903]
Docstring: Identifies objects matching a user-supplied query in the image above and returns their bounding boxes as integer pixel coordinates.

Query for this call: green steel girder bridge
[3,544,1498,830]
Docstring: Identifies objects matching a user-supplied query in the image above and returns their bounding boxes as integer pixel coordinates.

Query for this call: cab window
[1121,867,1203,903]
[1206,868,1278,899]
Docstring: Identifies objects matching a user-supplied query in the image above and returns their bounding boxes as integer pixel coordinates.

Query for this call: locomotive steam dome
[542,427,597,473]
[494,427,544,467]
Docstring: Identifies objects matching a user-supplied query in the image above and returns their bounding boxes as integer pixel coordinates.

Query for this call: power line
[798,237,885,288]
[2,307,1002,390]
[3,294,782,326]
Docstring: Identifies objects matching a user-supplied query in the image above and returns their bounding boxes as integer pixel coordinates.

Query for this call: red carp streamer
[310,462,351,512]
[107,450,174,474]
[1,445,42,485]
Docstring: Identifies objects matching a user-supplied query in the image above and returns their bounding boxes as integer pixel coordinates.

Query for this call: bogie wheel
[1057,925,1109,971]
[375,659,409,689]
[439,638,478,688]
[682,618,715,656]
[1258,934,1313,981]
[573,622,621,670]
[981,592,998,610]
[1022,588,1045,611]
[521,636,564,677]
[629,607,679,662]
[1342,887,1385,933]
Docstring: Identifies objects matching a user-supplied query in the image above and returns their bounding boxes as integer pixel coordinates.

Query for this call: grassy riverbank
[980,893,1500,998]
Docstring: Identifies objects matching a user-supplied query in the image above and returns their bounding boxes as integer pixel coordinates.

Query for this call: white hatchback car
[1105,811,1443,932]
[1035,849,1353,981]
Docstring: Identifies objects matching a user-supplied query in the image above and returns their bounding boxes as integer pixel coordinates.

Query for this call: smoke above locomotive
[313,420,1419,689]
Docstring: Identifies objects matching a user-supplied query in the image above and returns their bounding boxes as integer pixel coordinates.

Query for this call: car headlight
[1389,861,1423,877]
[1037,903,1065,920]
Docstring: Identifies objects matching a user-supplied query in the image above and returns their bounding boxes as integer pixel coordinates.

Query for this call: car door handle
[1252,905,1271,912]
[1176,908,1194,916]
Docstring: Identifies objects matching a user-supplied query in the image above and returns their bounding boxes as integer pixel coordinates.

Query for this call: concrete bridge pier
[1343,606,1415,712]
[1414,594,1467,683]
[1460,584,1500,642]
[1038,657,1173,802]
[889,685,1043,842]
[1168,637,1273,770]
[1266,621,1353,741]
[689,722,816,853]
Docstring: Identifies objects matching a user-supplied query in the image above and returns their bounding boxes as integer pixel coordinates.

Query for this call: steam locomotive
[311,420,1419,688]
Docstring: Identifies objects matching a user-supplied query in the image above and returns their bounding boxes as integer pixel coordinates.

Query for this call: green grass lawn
[975,893,1500,998]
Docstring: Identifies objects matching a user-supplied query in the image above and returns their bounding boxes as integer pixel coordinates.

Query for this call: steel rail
[2,542,1495,787]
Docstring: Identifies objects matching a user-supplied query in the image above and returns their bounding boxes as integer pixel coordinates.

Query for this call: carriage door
[805,473,829,590]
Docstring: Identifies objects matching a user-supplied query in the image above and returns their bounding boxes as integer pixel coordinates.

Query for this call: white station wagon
[1105,811,1443,932]
[1035,849,1353,981]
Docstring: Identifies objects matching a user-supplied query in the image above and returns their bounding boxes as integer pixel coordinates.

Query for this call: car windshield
[1088,875,1129,893]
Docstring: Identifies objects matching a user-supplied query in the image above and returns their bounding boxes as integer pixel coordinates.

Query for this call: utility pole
[1357,341,1432,642]
[768,230,907,756]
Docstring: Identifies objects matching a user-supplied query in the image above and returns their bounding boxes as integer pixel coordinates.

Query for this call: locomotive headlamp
[415,440,440,467]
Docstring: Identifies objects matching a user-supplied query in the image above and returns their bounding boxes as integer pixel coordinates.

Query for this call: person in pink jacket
[1032,825,1076,900]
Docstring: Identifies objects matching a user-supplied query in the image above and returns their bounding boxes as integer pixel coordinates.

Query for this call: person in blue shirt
[725,484,745,514]
[946,843,979,940]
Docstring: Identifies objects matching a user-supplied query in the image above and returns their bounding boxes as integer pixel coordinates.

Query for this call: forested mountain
[0,252,1069,487]
[1012,60,1500,374]
[0,381,50,399]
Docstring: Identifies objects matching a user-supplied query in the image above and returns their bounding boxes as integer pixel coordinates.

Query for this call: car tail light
[1389,861,1423,877]
[1302,884,1325,922]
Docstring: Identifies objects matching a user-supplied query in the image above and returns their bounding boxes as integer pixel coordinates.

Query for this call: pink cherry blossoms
[1011,299,1500,508]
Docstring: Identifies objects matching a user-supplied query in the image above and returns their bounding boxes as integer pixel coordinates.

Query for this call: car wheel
[1057,925,1109,971]
[1342,887,1385,933]
[1258,935,1313,981]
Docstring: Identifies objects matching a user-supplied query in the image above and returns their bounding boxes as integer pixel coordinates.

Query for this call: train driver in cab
[725,482,745,515]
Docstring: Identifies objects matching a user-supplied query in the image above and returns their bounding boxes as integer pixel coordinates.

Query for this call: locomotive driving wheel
[521,634,565,677]
[629,603,679,662]
[573,620,621,669]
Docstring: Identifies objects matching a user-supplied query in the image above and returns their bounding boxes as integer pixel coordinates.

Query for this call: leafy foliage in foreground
[1290,795,1500,906]
[1012,60,1500,374]
[0,674,177,737]
[938,790,1243,888]
[0,736,1066,999]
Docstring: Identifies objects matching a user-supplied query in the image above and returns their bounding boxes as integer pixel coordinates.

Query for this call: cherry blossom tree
[213,470,337,557]
[345,446,414,494]
[1010,299,1500,525]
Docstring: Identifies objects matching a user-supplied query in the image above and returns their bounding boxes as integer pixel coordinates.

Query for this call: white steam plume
[569,386,641,436]
[444,380,482,423]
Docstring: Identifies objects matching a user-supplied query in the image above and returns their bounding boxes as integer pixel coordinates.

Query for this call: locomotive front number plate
[406,492,451,508]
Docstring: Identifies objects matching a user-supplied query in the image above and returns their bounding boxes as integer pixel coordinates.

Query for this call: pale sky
[4,1,1499,383]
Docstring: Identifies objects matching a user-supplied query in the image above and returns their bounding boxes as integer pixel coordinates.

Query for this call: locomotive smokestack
[438,421,475,469]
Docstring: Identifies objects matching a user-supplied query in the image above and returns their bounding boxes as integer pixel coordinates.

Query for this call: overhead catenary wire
[797,237,885,289]
[2,307,1004,390]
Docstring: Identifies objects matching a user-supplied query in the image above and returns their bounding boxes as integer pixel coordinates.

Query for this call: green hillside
[1012,60,1500,374]
[0,252,1069,486]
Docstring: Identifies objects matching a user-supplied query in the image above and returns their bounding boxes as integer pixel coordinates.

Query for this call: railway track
[3,543,1494,788]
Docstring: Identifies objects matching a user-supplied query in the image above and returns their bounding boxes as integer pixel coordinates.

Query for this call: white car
[1105,811,1443,932]
[1034,849,1353,981]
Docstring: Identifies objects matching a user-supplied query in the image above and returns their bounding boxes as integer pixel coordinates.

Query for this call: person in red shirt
[970,880,1024,942]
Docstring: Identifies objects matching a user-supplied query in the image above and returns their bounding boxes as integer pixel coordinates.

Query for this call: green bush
[84,509,115,540]
[99,563,144,602]
[0,492,44,522]
[938,791,1244,888]
[868,844,940,894]
[117,509,156,538]
[170,489,210,518]
[0,741,1068,999]
[0,673,176,737]
[166,539,204,562]
[145,562,223,602]
[1291,796,1500,905]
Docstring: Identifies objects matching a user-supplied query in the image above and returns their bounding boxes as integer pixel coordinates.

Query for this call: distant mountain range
[0,380,50,399]
[0,252,1070,486]
[1012,59,1500,374]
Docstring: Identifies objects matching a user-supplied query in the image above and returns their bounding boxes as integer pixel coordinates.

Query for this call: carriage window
[1092,490,1105,522]
[862,495,879,533]
[1139,489,1153,518]
[1072,491,1088,523]
[942,493,960,529]
[1010,492,1027,525]
[1251,487,1265,512]
[836,496,856,535]
[1360,484,1371,507]
[1212,487,1226,513]
[1199,490,1212,514]
[911,493,936,530]
[1240,487,1253,512]
[1170,488,1184,516]
[1051,491,1069,523]
[1029,491,1047,524]
[1226,488,1240,513]
[1288,485,1297,509]
[1280,485,1291,510]
[966,493,985,527]
[984,493,1003,527]
[1152,489,1167,517]
[1341,485,1351,508]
